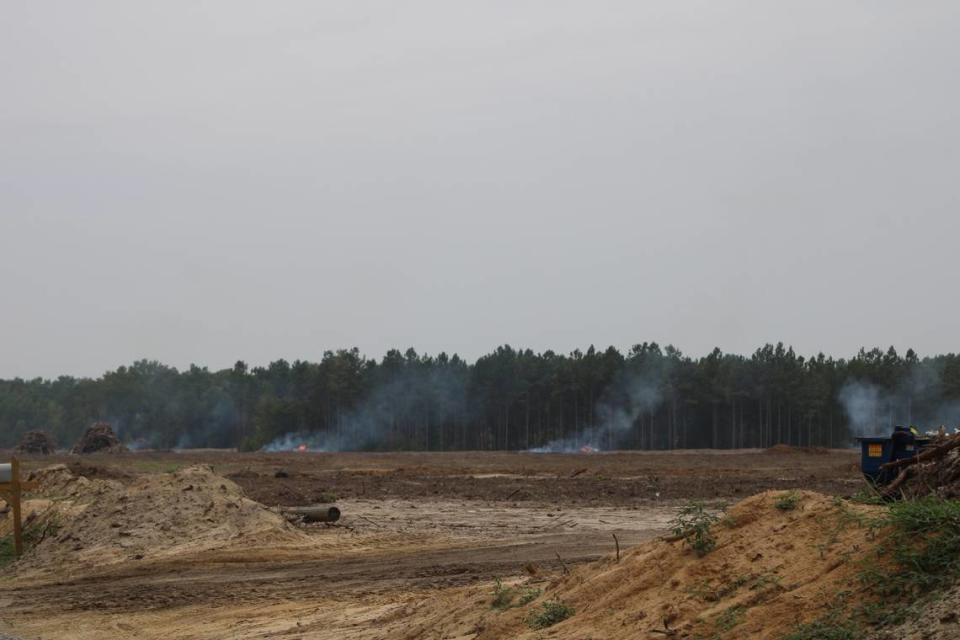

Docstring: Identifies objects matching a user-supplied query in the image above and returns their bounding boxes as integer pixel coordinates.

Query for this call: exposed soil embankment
[401,491,887,639]
[12,464,308,579]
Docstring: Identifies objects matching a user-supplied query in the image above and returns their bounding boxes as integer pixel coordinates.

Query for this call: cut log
[880,466,914,499]
[880,435,960,472]
[281,504,341,523]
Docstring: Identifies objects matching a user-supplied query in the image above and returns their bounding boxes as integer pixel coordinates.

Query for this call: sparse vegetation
[849,488,885,506]
[527,600,574,629]
[671,501,719,557]
[714,605,745,632]
[491,578,542,611]
[774,491,801,511]
[861,497,960,599]
[782,618,861,640]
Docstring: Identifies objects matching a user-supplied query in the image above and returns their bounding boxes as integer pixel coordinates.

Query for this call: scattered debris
[71,423,129,455]
[879,432,960,499]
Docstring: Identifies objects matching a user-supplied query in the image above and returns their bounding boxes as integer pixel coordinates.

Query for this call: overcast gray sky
[2,1,958,379]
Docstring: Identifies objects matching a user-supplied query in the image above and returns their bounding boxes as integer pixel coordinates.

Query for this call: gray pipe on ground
[282,504,341,523]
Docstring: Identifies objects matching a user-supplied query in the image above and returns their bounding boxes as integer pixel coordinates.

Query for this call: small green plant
[774,491,801,511]
[671,502,719,557]
[714,605,745,632]
[491,578,541,611]
[748,572,782,591]
[527,600,574,629]
[491,578,512,610]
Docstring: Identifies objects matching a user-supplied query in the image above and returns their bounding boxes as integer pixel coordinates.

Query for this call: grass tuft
[526,600,574,629]
[774,491,802,511]
[860,497,960,599]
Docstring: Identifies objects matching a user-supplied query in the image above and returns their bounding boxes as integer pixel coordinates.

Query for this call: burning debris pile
[879,432,960,499]
[71,422,128,454]
[15,431,57,455]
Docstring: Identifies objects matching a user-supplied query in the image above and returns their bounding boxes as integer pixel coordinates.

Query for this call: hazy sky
[2,2,959,379]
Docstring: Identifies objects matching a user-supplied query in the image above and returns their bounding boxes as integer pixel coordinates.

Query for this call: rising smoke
[838,362,960,439]
[530,367,665,453]
[263,363,469,452]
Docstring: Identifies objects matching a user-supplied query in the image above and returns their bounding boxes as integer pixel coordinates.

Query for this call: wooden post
[11,457,23,556]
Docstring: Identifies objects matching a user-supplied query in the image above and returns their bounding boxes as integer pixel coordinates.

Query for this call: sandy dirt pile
[884,433,960,499]
[15,464,309,578]
[14,430,57,454]
[27,463,123,499]
[400,491,885,640]
[71,422,128,454]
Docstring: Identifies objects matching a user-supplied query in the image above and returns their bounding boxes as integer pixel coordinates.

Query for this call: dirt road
[0,448,861,639]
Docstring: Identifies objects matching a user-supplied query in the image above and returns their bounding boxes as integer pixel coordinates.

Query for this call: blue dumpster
[857,435,930,484]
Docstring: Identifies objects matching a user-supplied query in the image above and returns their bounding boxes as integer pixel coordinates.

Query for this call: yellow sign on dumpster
[868,444,883,457]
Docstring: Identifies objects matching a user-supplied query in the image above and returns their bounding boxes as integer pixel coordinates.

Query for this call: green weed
[714,605,745,632]
[774,491,802,511]
[491,578,542,611]
[671,502,719,557]
[526,600,574,629]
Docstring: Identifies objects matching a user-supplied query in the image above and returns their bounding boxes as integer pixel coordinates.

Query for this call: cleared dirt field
[0,448,861,639]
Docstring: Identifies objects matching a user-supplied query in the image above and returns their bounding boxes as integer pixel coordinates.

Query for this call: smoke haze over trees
[2,343,960,452]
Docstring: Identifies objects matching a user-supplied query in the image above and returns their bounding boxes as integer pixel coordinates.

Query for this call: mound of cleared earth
[400,491,888,639]
[13,464,309,579]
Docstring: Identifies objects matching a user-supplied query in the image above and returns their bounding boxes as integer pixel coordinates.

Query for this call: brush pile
[71,422,128,454]
[879,432,960,499]
[15,430,57,455]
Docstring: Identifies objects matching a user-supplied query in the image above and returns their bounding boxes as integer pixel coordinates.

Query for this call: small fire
[297,444,308,452]
[579,445,597,454]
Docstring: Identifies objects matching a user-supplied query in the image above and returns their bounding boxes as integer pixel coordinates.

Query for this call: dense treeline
[2,343,959,452]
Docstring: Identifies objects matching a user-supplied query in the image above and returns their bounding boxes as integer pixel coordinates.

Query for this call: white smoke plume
[839,365,960,440]
[530,370,663,453]
[837,381,883,438]
[263,364,469,452]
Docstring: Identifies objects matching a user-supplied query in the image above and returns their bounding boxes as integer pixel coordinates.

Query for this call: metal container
[857,436,931,484]
[0,463,11,483]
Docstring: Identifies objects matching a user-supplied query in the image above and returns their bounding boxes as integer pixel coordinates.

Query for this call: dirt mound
[71,422,128,454]
[881,433,960,499]
[15,464,309,578]
[26,464,123,498]
[403,491,885,640]
[14,430,57,454]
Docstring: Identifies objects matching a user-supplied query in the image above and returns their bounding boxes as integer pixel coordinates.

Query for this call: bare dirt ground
[0,448,861,640]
